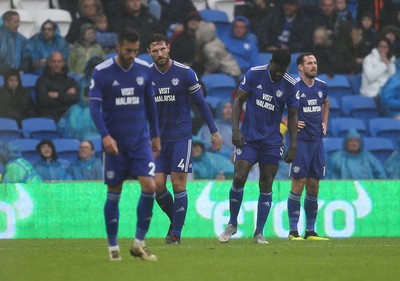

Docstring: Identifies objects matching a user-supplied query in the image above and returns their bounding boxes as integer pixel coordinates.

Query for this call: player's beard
[156,56,169,67]
[305,71,317,79]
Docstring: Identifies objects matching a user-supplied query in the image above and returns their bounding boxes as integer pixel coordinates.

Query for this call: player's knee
[233,172,247,187]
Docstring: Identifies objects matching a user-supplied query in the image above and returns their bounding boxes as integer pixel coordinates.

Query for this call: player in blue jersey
[147,33,222,244]
[287,53,330,241]
[89,28,161,261]
[218,49,299,244]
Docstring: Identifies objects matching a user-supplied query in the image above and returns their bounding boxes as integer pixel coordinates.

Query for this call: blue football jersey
[89,58,156,151]
[150,60,201,142]
[295,77,328,141]
[239,64,299,144]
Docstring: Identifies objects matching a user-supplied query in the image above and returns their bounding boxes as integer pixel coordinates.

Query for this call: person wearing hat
[33,139,71,181]
[0,142,42,183]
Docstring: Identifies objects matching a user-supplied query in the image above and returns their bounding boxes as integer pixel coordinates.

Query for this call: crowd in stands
[1,0,400,182]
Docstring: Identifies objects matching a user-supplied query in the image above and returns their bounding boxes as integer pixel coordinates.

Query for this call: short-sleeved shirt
[89,58,155,151]
[239,64,299,145]
[150,60,201,142]
[295,77,328,141]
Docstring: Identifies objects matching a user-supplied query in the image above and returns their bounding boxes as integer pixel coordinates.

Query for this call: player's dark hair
[271,49,291,67]
[148,33,167,48]
[297,52,315,65]
[118,28,140,44]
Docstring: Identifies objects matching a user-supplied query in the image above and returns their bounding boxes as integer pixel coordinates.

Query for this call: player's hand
[284,145,297,163]
[151,137,161,159]
[211,132,222,152]
[232,129,245,148]
[103,135,118,156]
[322,122,328,135]
[298,120,305,130]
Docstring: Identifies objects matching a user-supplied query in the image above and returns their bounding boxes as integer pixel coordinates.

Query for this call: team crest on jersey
[136,76,144,86]
[172,78,179,86]
[318,91,323,98]
[90,79,94,89]
[235,148,242,155]
[106,170,115,179]
[293,166,300,173]
[276,90,283,97]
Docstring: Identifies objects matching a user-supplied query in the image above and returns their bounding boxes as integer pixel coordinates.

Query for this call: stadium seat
[323,137,343,156]
[330,117,368,137]
[329,97,341,120]
[0,75,4,86]
[192,0,207,11]
[363,137,395,164]
[0,118,21,142]
[349,73,361,95]
[20,73,39,100]
[257,52,272,65]
[21,117,59,139]
[106,51,116,60]
[199,9,231,38]
[12,9,36,38]
[136,53,153,64]
[11,138,40,164]
[207,0,235,22]
[347,0,358,21]
[205,95,223,110]
[341,95,378,119]
[87,136,103,159]
[368,118,400,146]
[317,74,353,103]
[12,0,50,13]
[34,9,72,37]
[201,73,236,99]
[68,72,82,83]
[0,0,11,12]
[288,52,301,74]
[52,138,81,163]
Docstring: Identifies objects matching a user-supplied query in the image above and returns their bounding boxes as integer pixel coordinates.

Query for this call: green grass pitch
[1,238,399,281]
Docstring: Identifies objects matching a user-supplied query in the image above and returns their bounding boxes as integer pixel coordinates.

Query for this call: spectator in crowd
[221,16,259,74]
[311,0,337,34]
[380,56,400,119]
[256,0,312,53]
[28,20,71,75]
[357,0,395,31]
[234,0,279,33]
[334,0,353,32]
[311,26,336,76]
[359,11,377,52]
[57,0,79,20]
[327,129,386,179]
[94,13,117,53]
[197,99,234,159]
[0,68,37,126]
[67,140,103,180]
[157,0,196,35]
[195,21,241,79]
[35,52,80,122]
[66,0,103,44]
[58,56,103,140]
[379,25,400,53]
[360,37,396,99]
[115,0,161,54]
[384,138,400,179]
[191,137,234,180]
[0,10,31,74]
[34,139,72,181]
[0,142,42,183]
[68,23,105,76]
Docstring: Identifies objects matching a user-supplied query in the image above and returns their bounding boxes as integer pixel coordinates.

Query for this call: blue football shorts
[155,139,192,174]
[290,138,325,179]
[233,139,282,166]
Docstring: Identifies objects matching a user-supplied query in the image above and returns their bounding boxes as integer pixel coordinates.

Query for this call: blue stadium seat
[106,51,117,60]
[288,52,301,74]
[11,138,41,165]
[20,73,39,101]
[368,118,400,146]
[52,138,81,163]
[341,95,378,119]
[347,0,358,22]
[0,118,21,142]
[201,73,236,99]
[349,73,361,95]
[363,137,395,164]
[0,75,4,86]
[329,97,341,119]
[323,137,343,156]
[318,74,353,103]
[137,53,153,64]
[21,117,59,139]
[68,72,82,83]
[199,9,230,38]
[330,117,368,137]
[87,136,103,159]
[205,95,223,110]
[257,52,272,65]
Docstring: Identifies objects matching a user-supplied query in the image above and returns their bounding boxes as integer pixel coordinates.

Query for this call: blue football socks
[171,190,188,237]
[288,191,301,231]
[156,190,174,223]
[304,193,318,231]
[104,192,121,247]
[228,186,244,227]
[255,192,272,235]
[136,192,155,241]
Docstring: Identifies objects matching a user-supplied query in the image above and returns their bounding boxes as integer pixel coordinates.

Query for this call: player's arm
[144,79,161,158]
[232,88,249,148]
[284,106,298,163]
[322,96,330,135]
